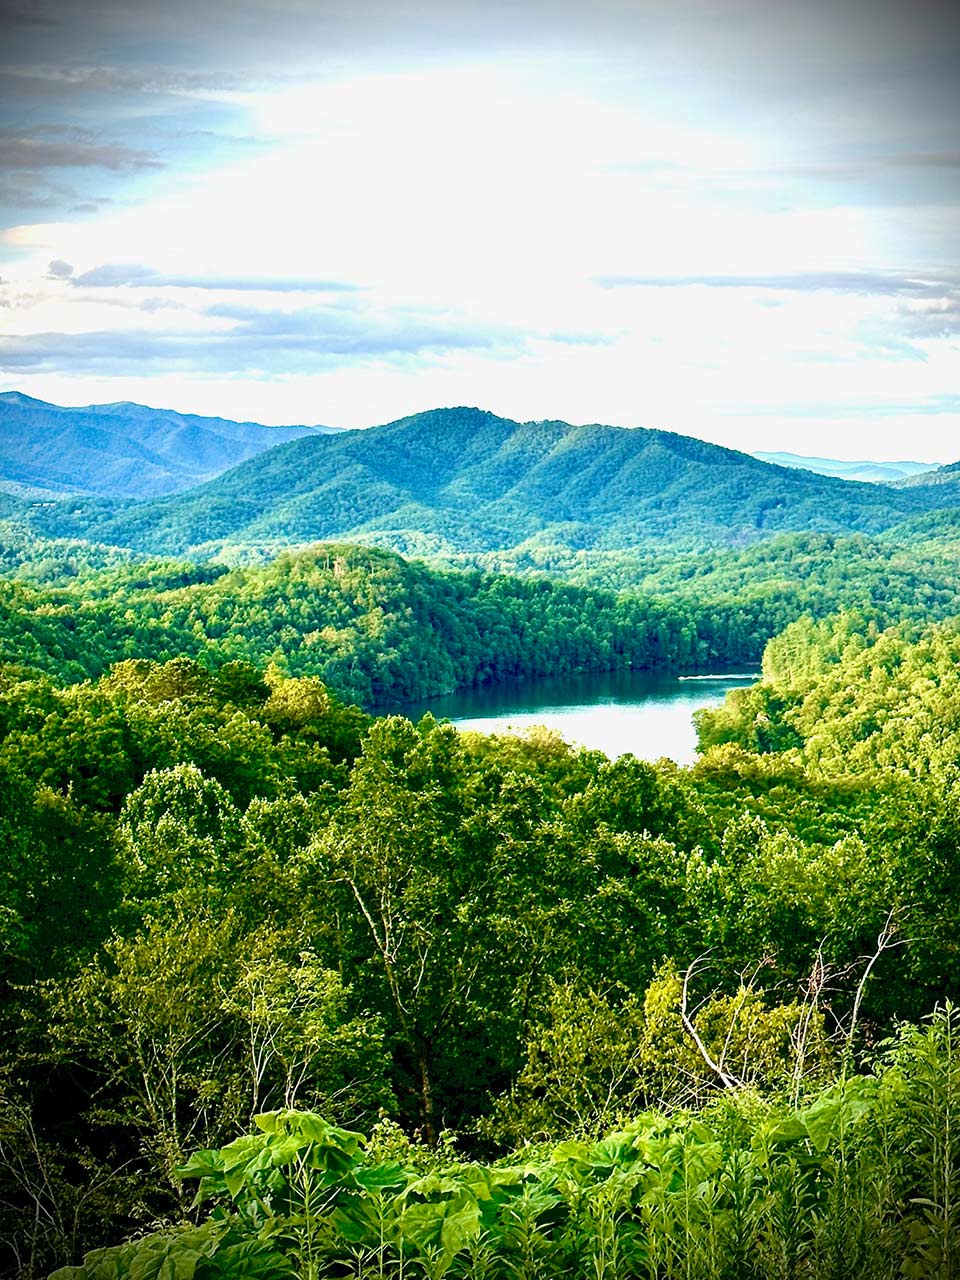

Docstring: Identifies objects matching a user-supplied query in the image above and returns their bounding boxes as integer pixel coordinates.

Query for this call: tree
[305,716,522,1139]
[119,763,245,912]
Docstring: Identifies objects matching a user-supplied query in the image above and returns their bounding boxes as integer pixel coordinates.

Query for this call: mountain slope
[0,392,335,498]
[26,406,960,559]
[891,460,960,491]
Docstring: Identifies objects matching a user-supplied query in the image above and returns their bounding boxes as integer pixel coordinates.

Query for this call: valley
[5,1,958,1272]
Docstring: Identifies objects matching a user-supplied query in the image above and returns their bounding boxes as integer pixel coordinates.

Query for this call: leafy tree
[0,767,117,986]
[306,716,501,1139]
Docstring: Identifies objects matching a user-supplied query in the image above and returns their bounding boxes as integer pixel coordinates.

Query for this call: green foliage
[0,768,118,984]
[304,714,554,1137]
[50,1010,960,1279]
[8,594,960,1274]
[48,909,394,1203]
[490,964,833,1144]
[0,657,362,813]
[879,1005,960,1278]
[0,541,754,706]
[486,980,652,1141]
[48,1221,293,1280]
[13,519,960,717]
[119,763,245,909]
[25,407,960,561]
[696,612,960,784]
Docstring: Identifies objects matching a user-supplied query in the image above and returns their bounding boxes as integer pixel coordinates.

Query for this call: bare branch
[846,906,910,1062]
[680,956,743,1090]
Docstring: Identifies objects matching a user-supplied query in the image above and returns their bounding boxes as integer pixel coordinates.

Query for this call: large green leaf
[801,1077,878,1153]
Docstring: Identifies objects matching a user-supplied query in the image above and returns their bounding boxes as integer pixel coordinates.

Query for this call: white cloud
[1,41,958,460]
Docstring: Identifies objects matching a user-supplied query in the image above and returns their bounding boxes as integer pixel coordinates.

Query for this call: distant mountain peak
[0,392,328,499]
[0,391,48,407]
[37,402,960,561]
[754,451,934,484]
[397,405,505,428]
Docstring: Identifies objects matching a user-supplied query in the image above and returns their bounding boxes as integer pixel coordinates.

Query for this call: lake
[383,669,758,765]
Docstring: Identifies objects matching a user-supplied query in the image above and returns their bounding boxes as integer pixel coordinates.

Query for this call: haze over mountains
[752,452,934,484]
[890,460,960,492]
[13,403,960,563]
[0,392,333,500]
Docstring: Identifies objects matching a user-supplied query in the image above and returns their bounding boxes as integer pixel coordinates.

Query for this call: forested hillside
[10,526,960,712]
[5,0,957,1267]
[893,459,960,490]
[4,615,960,1277]
[10,520,960,712]
[19,407,960,560]
[0,539,751,705]
[698,609,960,781]
[5,421,960,1278]
[451,526,960,625]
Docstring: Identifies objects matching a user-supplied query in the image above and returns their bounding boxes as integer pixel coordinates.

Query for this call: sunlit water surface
[381,669,758,765]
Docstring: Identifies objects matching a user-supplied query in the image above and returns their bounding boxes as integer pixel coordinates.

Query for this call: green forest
[4,510,960,1277]
[8,515,960,709]
[13,406,960,563]
[0,532,741,705]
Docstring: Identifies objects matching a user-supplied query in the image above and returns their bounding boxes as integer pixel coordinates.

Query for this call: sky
[0,0,958,460]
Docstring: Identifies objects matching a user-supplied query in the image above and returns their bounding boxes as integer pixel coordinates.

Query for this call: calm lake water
[384,669,759,765]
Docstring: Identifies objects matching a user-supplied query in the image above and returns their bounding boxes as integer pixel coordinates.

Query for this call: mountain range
[16,404,960,561]
[0,392,333,499]
[752,451,934,484]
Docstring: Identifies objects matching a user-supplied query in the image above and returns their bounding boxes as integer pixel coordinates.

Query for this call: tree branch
[680,956,743,1090]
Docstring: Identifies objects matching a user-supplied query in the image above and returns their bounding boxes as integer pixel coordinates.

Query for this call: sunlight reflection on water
[383,671,758,765]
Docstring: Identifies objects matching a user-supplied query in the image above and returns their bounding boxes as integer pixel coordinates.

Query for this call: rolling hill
[26,406,960,560]
[0,392,335,499]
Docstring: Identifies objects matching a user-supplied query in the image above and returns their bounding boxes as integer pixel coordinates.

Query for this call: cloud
[0,306,525,376]
[208,301,520,355]
[733,395,960,421]
[70,263,162,287]
[0,286,609,377]
[748,151,960,182]
[1,1,61,27]
[0,128,163,172]
[138,296,185,313]
[0,125,163,222]
[69,263,364,292]
[0,61,246,97]
[46,257,72,278]
[0,172,111,215]
[880,151,960,170]
[595,271,959,296]
[896,297,960,339]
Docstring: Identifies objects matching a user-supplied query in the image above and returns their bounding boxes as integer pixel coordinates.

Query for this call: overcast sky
[1,0,958,459]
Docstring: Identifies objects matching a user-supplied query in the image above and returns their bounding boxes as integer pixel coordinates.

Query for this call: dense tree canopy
[0,541,761,704]
[19,407,960,560]
[2,613,959,1276]
[5,512,960,1276]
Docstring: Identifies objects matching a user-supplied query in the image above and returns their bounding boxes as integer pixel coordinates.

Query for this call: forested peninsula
[3,407,960,1279]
